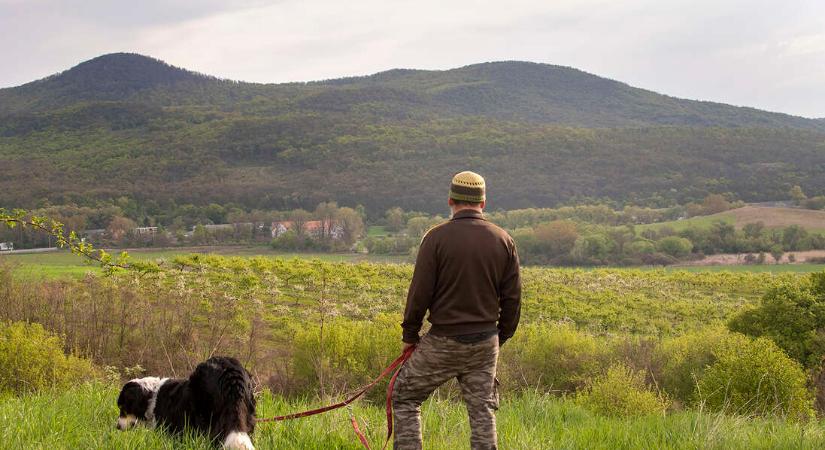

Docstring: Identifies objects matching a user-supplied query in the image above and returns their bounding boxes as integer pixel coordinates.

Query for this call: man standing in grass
[393,171,522,450]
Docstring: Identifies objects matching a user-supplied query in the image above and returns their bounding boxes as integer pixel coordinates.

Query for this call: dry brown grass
[723,206,825,231]
[682,250,825,265]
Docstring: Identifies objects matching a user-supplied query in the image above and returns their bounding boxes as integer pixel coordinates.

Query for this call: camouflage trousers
[392,333,499,450]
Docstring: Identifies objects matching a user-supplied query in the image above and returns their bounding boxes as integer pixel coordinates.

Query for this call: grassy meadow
[3,246,824,282]
[0,247,408,280]
[2,252,825,449]
[5,385,825,450]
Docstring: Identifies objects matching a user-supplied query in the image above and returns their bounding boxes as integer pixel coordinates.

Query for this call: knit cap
[449,171,486,203]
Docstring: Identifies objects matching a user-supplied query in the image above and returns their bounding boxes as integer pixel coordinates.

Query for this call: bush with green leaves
[627,239,656,255]
[576,363,669,417]
[0,321,98,394]
[290,315,402,398]
[657,328,734,404]
[656,236,693,258]
[500,322,608,393]
[697,336,813,419]
[728,272,825,368]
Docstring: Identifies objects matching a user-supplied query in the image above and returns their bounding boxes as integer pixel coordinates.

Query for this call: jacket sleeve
[401,234,438,343]
[497,239,521,345]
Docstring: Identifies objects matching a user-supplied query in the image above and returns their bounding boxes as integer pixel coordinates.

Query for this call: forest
[2,53,825,216]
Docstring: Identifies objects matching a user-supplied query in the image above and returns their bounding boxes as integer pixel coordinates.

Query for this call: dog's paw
[223,431,254,450]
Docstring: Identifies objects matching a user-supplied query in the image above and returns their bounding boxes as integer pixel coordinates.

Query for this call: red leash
[256,346,416,449]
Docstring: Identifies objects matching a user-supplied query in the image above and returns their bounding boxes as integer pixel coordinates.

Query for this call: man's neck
[451,206,483,217]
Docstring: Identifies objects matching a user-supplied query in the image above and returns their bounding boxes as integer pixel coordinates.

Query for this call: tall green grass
[2,385,825,449]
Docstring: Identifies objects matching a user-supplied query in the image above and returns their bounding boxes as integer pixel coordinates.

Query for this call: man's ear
[448,198,455,207]
[480,200,486,209]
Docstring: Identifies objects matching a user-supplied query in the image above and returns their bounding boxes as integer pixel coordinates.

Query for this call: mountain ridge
[2,53,825,213]
[1,53,823,131]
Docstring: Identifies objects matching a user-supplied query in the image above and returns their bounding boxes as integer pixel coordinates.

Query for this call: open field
[0,246,408,280]
[4,385,825,450]
[3,256,825,449]
[638,205,825,233]
[366,226,389,237]
[3,245,825,281]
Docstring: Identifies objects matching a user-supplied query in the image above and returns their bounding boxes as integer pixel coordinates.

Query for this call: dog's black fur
[117,356,256,448]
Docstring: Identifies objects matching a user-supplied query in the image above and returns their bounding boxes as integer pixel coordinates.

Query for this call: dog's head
[116,377,166,430]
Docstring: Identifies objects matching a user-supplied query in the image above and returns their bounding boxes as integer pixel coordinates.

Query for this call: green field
[366,225,389,237]
[4,254,825,448]
[4,246,825,281]
[4,385,825,450]
[637,213,736,232]
[0,247,408,280]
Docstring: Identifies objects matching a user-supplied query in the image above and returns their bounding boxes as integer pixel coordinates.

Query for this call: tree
[708,221,737,253]
[742,222,765,239]
[288,209,312,237]
[533,221,578,259]
[729,273,825,368]
[407,216,443,240]
[656,236,693,258]
[770,245,785,264]
[572,234,613,262]
[204,203,226,224]
[385,207,405,232]
[607,225,635,256]
[192,224,210,245]
[701,194,732,215]
[335,207,365,245]
[314,202,338,240]
[782,225,808,252]
[627,240,656,255]
[790,185,807,205]
[107,216,137,243]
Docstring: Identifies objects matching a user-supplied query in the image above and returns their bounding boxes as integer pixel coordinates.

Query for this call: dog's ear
[117,381,151,419]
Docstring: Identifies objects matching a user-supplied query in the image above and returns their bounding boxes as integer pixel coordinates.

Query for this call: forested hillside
[2,53,824,213]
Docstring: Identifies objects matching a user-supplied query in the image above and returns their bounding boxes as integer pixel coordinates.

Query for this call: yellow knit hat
[449,171,486,203]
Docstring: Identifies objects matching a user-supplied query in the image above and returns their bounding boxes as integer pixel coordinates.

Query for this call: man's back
[403,209,520,343]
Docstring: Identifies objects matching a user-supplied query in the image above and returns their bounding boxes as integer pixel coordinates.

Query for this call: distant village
[79,219,349,247]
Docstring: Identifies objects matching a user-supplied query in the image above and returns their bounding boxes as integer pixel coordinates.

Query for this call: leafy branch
[0,208,159,275]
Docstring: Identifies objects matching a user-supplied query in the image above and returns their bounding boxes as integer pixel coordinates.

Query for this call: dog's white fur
[223,431,255,450]
[128,376,169,427]
[117,414,138,430]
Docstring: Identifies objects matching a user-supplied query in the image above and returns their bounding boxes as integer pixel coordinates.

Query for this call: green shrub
[290,315,401,397]
[658,328,738,404]
[728,272,825,368]
[500,322,608,393]
[656,236,693,258]
[627,240,656,255]
[0,321,98,394]
[576,363,669,416]
[697,336,813,419]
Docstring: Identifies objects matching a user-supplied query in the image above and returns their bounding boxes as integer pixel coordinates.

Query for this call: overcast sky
[2,0,825,117]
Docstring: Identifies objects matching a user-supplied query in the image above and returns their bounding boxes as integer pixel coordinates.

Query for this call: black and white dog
[116,356,256,450]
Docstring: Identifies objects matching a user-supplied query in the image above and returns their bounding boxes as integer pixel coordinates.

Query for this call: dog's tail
[192,356,256,449]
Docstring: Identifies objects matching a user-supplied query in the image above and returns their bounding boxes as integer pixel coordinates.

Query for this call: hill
[639,206,825,233]
[2,53,825,214]
[324,61,825,129]
[0,53,213,113]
